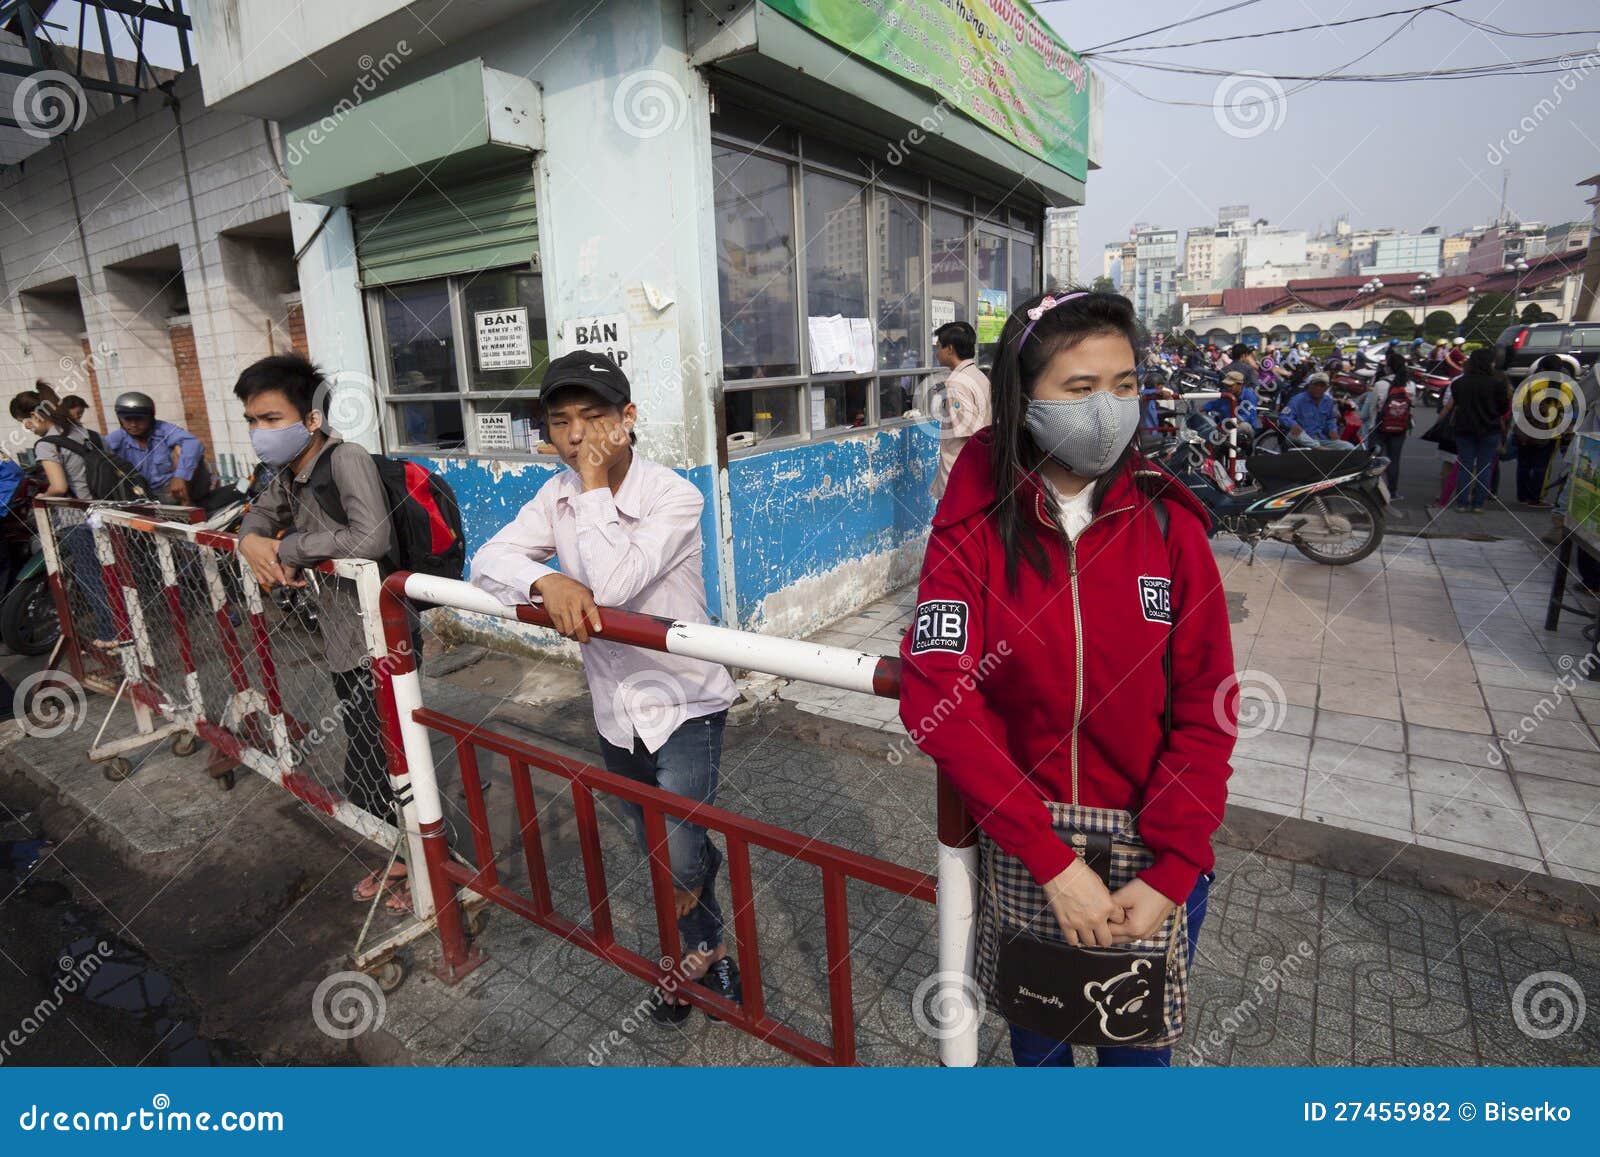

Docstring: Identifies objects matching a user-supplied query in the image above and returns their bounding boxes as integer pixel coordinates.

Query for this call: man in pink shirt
[470,351,740,1024]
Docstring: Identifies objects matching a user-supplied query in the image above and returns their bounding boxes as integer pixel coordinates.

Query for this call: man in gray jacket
[233,354,414,913]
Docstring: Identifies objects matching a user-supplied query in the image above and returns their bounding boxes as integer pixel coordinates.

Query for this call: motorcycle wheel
[1254,431,1288,453]
[0,574,60,656]
[1293,492,1384,566]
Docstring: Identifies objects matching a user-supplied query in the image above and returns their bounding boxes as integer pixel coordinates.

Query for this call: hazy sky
[51,0,1599,267]
[1040,0,1600,266]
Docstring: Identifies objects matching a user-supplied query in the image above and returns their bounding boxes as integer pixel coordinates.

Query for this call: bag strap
[305,443,350,526]
[1153,498,1173,743]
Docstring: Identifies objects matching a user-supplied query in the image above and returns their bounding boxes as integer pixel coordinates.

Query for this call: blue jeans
[1008,872,1213,1068]
[597,710,728,955]
[1453,431,1501,510]
[62,525,115,643]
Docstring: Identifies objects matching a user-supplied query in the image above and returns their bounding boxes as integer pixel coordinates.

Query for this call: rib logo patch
[911,600,969,655]
[1138,576,1172,624]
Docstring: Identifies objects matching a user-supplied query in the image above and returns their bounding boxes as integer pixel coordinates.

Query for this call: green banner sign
[760,0,1091,181]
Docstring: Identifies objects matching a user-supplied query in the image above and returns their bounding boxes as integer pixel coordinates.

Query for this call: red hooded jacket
[899,431,1237,903]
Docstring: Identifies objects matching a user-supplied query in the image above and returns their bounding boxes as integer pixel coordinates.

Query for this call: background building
[1360,232,1445,277]
[1044,206,1080,289]
[1133,227,1178,326]
[167,0,1102,639]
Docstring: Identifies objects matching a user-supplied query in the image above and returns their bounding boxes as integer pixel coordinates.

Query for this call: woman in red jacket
[900,290,1236,1067]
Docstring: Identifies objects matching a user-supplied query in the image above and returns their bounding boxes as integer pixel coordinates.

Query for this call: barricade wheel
[171,732,199,757]
[371,959,407,994]
[102,758,133,782]
[465,908,490,937]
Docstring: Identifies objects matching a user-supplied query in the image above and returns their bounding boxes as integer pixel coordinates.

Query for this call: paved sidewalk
[777,536,1600,891]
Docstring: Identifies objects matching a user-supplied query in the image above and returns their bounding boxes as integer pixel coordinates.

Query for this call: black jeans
[332,666,390,822]
[1376,432,1406,494]
[1516,440,1554,503]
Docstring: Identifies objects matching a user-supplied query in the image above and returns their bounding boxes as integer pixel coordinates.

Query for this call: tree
[1520,302,1556,324]
[1381,309,1415,340]
[1154,302,1184,333]
[1422,310,1456,341]
[1462,292,1518,345]
[1091,275,1115,294]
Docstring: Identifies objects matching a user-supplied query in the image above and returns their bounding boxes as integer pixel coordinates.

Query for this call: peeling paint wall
[728,423,939,635]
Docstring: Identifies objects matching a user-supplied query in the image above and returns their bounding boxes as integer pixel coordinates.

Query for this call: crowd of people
[1137,332,1572,512]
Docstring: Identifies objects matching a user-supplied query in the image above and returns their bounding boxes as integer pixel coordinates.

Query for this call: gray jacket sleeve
[238,473,291,540]
[277,444,393,566]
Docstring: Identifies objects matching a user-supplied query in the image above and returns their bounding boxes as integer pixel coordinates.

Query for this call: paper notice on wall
[475,307,532,370]
[976,288,1009,344]
[807,314,851,374]
[930,297,956,332]
[810,383,830,431]
[476,411,514,451]
[848,317,875,372]
[557,313,631,372]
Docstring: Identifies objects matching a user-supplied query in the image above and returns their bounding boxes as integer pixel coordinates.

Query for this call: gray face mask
[1023,391,1141,478]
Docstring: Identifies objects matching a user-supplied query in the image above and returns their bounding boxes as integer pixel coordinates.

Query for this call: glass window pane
[381,280,457,395]
[976,231,1010,360]
[714,147,801,381]
[470,396,547,454]
[930,208,970,324]
[810,379,869,434]
[726,385,803,445]
[461,270,549,391]
[803,171,868,322]
[877,193,925,370]
[1012,240,1036,307]
[392,400,465,451]
[880,373,922,421]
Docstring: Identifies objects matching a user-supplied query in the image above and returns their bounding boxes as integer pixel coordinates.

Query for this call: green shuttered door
[354,162,539,287]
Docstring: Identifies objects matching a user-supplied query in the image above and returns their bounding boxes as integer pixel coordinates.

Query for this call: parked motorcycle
[1150,430,1389,566]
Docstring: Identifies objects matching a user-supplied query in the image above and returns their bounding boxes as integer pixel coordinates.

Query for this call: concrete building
[1577,176,1600,321]
[0,67,302,474]
[185,0,1102,637]
[1359,233,1444,277]
[1043,206,1080,290]
[1101,240,1122,285]
[1132,227,1178,326]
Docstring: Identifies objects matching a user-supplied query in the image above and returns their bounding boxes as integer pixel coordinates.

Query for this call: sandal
[383,883,413,914]
[352,864,407,903]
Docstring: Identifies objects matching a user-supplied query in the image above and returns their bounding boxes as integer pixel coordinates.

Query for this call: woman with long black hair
[899,290,1236,1067]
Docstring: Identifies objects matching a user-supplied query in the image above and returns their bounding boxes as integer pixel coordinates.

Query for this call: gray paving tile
[1406,757,1521,809]
[1310,738,1408,785]
[1411,791,1543,860]
[1304,773,1413,829]
[1314,710,1405,751]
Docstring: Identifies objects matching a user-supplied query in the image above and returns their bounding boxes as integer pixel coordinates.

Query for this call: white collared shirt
[469,454,737,753]
[933,358,991,496]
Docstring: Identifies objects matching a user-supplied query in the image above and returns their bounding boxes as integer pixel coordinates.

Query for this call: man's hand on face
[575,414,630,489]
[532,573,603,643]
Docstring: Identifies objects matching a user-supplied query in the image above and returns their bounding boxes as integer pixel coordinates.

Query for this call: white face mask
[1023,391,1142,478]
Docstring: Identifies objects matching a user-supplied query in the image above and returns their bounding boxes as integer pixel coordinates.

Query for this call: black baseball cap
[540,350,630,406]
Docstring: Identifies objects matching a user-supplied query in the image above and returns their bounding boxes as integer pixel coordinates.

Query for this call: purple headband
[1014,291,1088,348]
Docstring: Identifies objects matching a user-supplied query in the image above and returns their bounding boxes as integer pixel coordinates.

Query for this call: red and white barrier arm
[384,572,981,1065]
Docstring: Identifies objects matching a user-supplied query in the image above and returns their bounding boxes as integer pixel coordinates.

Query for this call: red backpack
[1378,386,1412,434]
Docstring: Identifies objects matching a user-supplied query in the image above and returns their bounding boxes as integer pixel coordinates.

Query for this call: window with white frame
[712,108,1042,455]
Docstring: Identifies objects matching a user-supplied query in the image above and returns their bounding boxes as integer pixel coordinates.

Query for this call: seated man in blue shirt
[104,391,208,504]
[1282,374,1355,449]
[1203,369,1259,429]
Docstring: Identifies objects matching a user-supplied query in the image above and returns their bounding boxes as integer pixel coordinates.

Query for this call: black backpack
[306,446,465,579]
[38,430,154,503]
